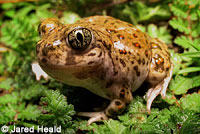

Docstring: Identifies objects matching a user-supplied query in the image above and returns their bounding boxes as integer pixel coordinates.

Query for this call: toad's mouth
[38,61,84,70]
[38,59,100,73]
[38,57,85,69]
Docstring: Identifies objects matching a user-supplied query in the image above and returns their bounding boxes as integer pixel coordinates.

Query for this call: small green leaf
[169,75,200,95]
[20,83,46,100]
[147,24,172,44]
[36,9,55,18]
[15,5,35,18]
[170,50,183,74]
[170,4,188,18]
[0,104,16,124]
[174,36,193,49]
[5,52,17,72]
[1,3,14,9]
[187,0,200,6]
[169,18,191,34]
[190,5,199,20]
[4,10,15,18]
[36,3,54,18]
[0,63,5,74]
[192,39,200,51]
[0,92,19,105]
[39,90,75,128]
[180,93,200,112]
[18,105,41,121]
[96,119,127,134]
[139,5,170,22]
[157,26,172,44]
[122,2,170,24]
[191,22,200,38]
[41,90,75,115]
[181,51,200,58]
[37,3,51,10]
[178,67,200,74]
[147,24,158,38]
[0,78,13,90]
[163,92,176,105]
[169,74,192,95]
[197,9,200,17]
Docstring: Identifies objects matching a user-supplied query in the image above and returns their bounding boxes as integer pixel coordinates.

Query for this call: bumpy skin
[36,16,173,124]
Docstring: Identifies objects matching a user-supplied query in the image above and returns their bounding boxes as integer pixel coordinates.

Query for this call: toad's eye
[67,28,92,50]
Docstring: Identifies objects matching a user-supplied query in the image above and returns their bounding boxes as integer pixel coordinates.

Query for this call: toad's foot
[77,99,126,125]
[31,62,49,81]
[77,111,108,125]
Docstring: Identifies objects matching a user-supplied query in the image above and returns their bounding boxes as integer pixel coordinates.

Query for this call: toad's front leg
[77,85,133,125]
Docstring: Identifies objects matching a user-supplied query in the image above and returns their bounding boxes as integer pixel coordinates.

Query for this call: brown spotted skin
[36,16,173,119]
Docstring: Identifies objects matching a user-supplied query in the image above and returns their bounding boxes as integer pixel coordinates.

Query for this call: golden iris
[68,28,92,50]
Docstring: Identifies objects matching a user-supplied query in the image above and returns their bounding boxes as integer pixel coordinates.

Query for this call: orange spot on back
[135,43,140,47]
[119,49,127,54]
[133,34,137,37]
[120,35,124,39]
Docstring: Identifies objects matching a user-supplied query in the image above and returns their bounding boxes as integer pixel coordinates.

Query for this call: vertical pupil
[77,32,83,42]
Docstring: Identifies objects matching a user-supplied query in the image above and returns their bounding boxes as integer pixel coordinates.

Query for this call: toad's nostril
[42,43,56,56]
